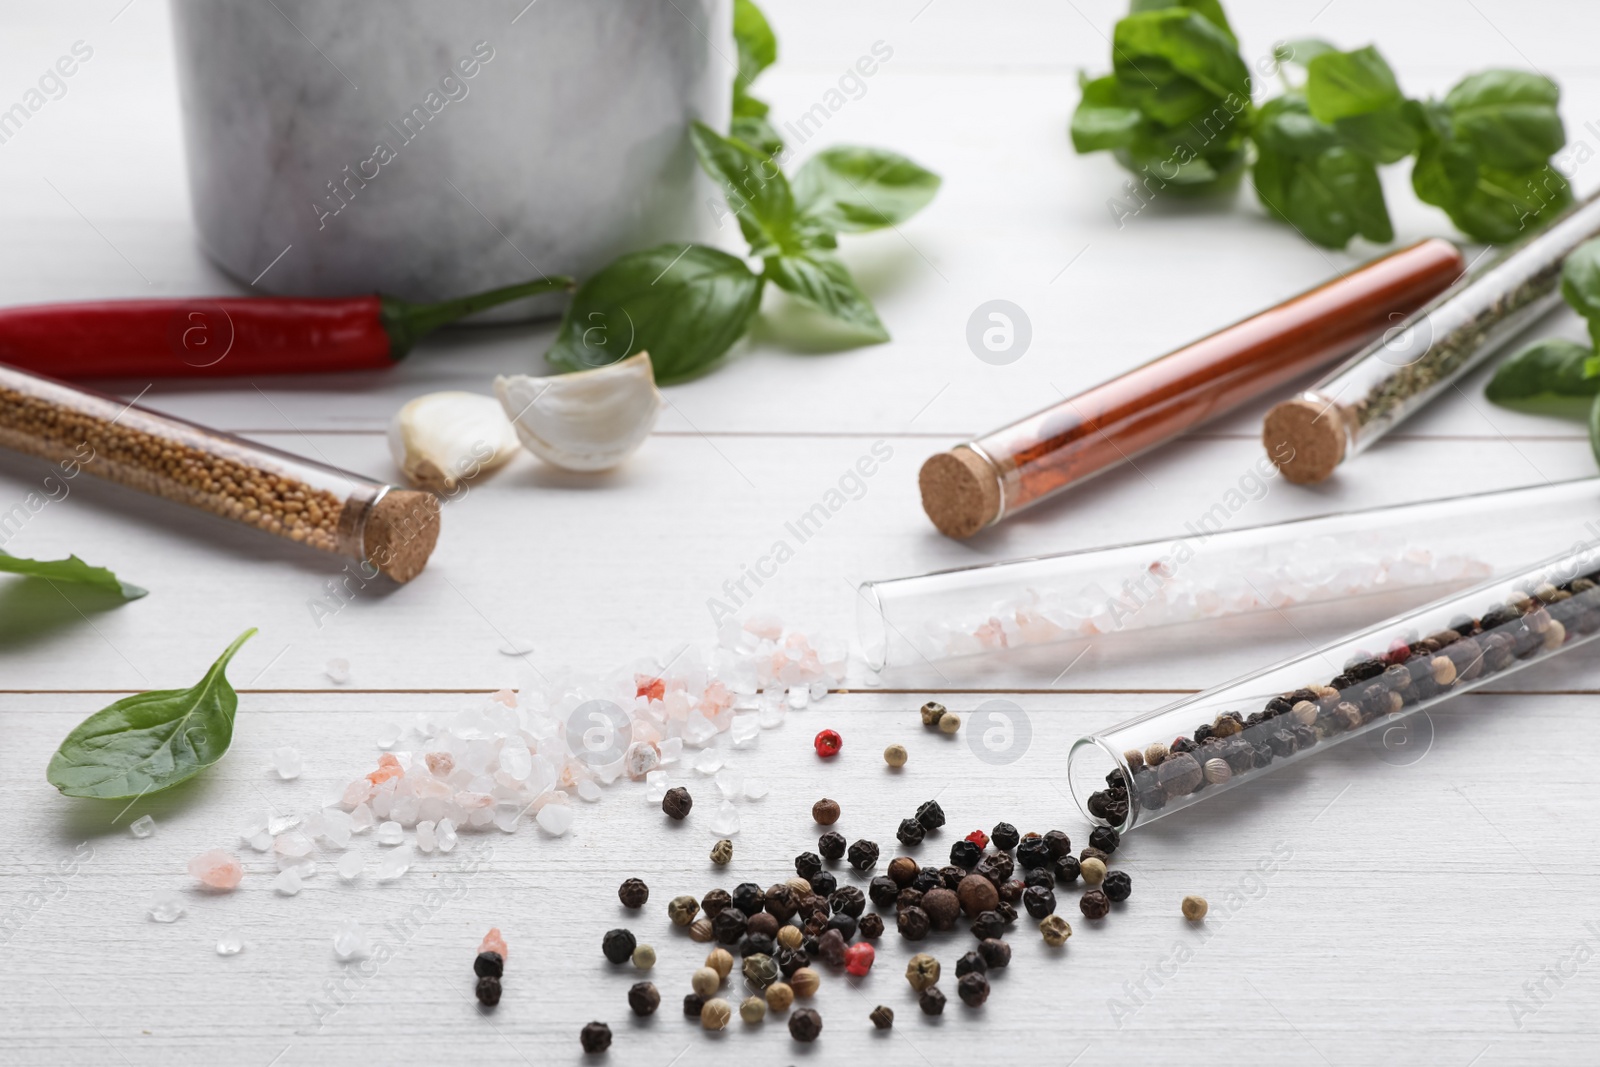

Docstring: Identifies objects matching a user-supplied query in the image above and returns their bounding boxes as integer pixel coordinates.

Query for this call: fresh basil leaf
[792,147,941,233]
[733,0,776,96]
[764,250,888,340]
[1279,38,1337,68]
[690,121,813,256]
[1446,70,1564,171]
[731,110,785,159]
[1304,46,1416,163]
[547,244,764,383]
[1071,74,1143,153]
[0,549,146,599]
[1561,239,1600,352]
[1112,8,1252,126]
[47,628,255,800]
[1485,338,1599,416]
[1129,0,1236,45]
[1251,93,1392,248]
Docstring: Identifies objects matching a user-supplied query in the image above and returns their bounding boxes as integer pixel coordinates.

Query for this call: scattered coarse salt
[708,800,740,837]
[416,820,437,853]
[272,869,304,895]
[129,814,155,838]
[743,778,770,801]
[270,746,303,780]
[147,892,185,923]
[332,919,371,961]
[535,804,574,836]
[374,721,401,749]
[498,636,534,656]
[274,831,313,859]
[188,849,244,891]
[375,821,404,846]
[336,852,364,881]
[436,818,458,853]
[325,658,351,684]
[376,848,411,882]
[216,931,245,956]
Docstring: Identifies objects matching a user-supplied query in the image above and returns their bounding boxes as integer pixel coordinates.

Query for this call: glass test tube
[1266,189,1600,484]
[1065,541,1600,832]
[861,477,1600,671]
[0,363,440,582]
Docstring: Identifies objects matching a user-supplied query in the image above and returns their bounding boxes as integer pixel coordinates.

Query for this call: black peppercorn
[1016,836,1051,870]
[474,951,503,979]
[740,933,778,958]
[731,882,765,915]
[970,909,1005,940]
[618,877,649,909]
[975,853,1014,884]
[579,1021,610,1054]
[661,785,692,820]
[713,907,749,945]
[870,1004,894,1029]
[919,987,947,1015]
[995,901,1018,925]
[859,913,885,939]
[1023,868,1054,891]
[602,928,636,964]
[810,870,838,896]
[1088,825,1120,855]
[476,975,502,1007]
[1053,855,1082,885]
[955,950,987,977]
[990,822,1020,851]
[1103,870,1132,902]
[847,839,881,872]
[896,818,926,846]
[896,887,925,912]
[938,866,965,891]
[683,992,706,1017]
[818,831,847,861]
[1042,829,1072,859]
[888,856,920,887]
[911,867,943,894]
[629,981,660,1016]
[869,876,899,907]
[764,884,798,921]
[777,947,809,976]
[1079,889,1111,919]
[977,938,1010,968]
[789,1007,823,1042]
[949,839,981,869]
[1080,845,1109,865]
[897,905,931,940]
[822,886,861,919]
[702,887,732,919]
[795,852,823,881]
[998,878,1025,904]
[915,800,946,830]
[1192,723,1215,744]
[817,928,848,966]
[957,972,990,1007]
[823,914,857,941]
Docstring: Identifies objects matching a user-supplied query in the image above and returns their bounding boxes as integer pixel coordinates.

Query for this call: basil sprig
[47,628,255,799]
[1072,0,1570,248]
[0,549,146,599]
[731,0,783,158]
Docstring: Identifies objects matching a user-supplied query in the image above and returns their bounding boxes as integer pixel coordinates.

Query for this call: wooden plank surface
[3,1,1600,1064]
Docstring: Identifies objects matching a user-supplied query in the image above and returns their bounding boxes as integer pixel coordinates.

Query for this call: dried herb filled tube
[1266,190,1600,484]
[1066,542,1600,832]
[862,477,1600,670]
[0,363,440,582]
[918,238,1465,538]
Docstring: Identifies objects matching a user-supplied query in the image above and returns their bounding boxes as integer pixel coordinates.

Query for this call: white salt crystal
[390,795,419,827]
[683,713,717,746]
[284,859,317,879]
[715,769,744,798]
[645,770,668,802]
[416,820,437,853]
[376,821,404,846]
[786,686,809,710]
[576,780,602,802]
[730,713,760,747]
[757,703,785,730]
[536,804,574,836]
[215,931,244,956]
[332,919,371,961]
[271,746,303,780]
[809,681,827,701]
[337,852,364,881]
[493,805,520,833]
[658,737,683,765]
[436,818,458,853]
[375,721,401,749]
[147,892,185,923]
[129,814,155,838]
[319,809,353,849]
[267,813,301,835]
[500,743,533,781]
[325,658,351,684]
[498,636,535,656]
[743,778,769,800]
[274,831,313,858]
[693,750,724,776]
[350,804,374,832]
[376,848,412,882]
[708,800,740,836]
[246,831,274,852]
[468,806,495,828]
[272,869,304,895]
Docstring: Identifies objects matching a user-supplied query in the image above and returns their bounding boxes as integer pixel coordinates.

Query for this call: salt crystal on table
[493,805,520,832]
[147,892,185,923]
[376,848,411,882]
[743,778,769,801]
[416,820,437,853]
[708,801,740,836]
[350,804,374,832]
[272,869,303,895]
[375,722,400,749]
[129,815,155,838]
[325,658,351,684]
[376,821,403,846]
[216,931,244,956]
[715,769,744,798]
[332,919,371,961]
[730,714,759,747]
[498,636,534,656]
[336,853,364,881]
[645,770,668,802]
[271,746,303,780]
[758,703,785,730]
[536,804,574,836]
[500,744,533,781]
[267,813,301,835]
[576,780,601,802]
[436,818,458,853]
[319,809,353,849]
[693,750,723,776]
[246,831,274,852]
[188,849,244,890]
[809,681,827,702]
[275,831,313,858]
[284,859,317,879]
[468,807,495,828]
[658,737,683,765]
[786,686,809,710]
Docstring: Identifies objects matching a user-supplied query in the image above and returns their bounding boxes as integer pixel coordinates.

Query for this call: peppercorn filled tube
[1265,189,1600,484]
[1066,541,1600,832]
[0,362,440,582]
[862,476,1600,671]
[918,238,1466,538]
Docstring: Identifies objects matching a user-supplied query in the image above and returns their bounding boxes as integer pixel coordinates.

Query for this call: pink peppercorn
[845,942,875,976]
[814,730,843,758]
[965,830,989,850]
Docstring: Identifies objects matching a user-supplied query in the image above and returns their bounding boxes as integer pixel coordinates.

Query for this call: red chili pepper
[0,275,571,379]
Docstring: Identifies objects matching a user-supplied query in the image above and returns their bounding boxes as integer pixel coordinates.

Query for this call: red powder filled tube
[918,238,1466,539]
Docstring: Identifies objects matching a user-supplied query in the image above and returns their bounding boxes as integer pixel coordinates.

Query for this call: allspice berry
[1182,894,1209,921]
[1040,915,1072,947]
[629,981,661,1016]
[705,947,735,978]
[740,996,767,1024]
[710,838,734,865]
[957,874,999,916]
[1080,857,1107,886]
[662,785,693,820]
[920,701,946,727]
[957,972,990,1007]
[790,967,820,998]
[766,981,795,1012]
[938,712,962,735]
[689,918,714,942]
[905,953,941,991]
[870,1004,894,1029]
[884,743,909,768]
[701,998,732,1031]
[668,894,699,926]
[579,1021,612,1054]
[618,878,650,909]
[812,798,841,825]
[922,888,960,930]
[788,1007,823,1043]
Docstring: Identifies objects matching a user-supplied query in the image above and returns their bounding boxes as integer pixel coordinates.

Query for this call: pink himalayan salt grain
[342,780,374,808]
[188,849,244,890]
[480,927,508,960]
[976,617,1008,650]
[425,752,454,777]
[490,689,518,708]
[367,753,404,785]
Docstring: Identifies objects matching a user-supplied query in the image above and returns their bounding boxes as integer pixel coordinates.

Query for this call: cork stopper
[363,489,442,583]
[919,446,1002,539]
[1263,397,1346,485]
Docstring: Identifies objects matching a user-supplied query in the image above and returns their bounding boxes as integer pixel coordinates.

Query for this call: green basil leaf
[690,121,807,256]
[1304,46,1416,163]
[791,147,941,233]
[733,0,776,97]
[1445,70,1564,171]
[1278,38,1337,67]
[1112,9,1252,126]
[1485,338,1599,416]
[1071,74,1143,153]
[47,628,255,799]
[1129,0,1237,45]
[731,110,785,159]
[547,244,764,384]
[1561,239,1600,352]
[0,549,146,599]
[764,250,888,340]
[1251,94,1392,248]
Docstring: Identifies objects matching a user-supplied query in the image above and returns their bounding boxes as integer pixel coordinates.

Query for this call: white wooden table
[4,1,1600,1063]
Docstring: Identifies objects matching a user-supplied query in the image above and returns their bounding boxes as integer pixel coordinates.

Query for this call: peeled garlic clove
[494,351,661,472]
[387,391,519,492]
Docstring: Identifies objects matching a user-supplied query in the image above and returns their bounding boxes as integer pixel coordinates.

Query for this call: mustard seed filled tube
[1066,541,1600,832]
[0,363,440,582]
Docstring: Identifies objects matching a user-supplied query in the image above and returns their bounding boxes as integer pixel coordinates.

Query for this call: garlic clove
[494,351,662,472]
[387,391,520,492]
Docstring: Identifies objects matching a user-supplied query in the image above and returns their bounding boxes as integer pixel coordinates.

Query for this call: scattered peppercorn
[816,928,847,967]
[970,910,1005,941]
[748,913,781,942]
[740,995,766,1024]
[701,998,732,1031]
[814,729,843,758]
[896,817,927,846]
[869,876,900,907]
[704,947,734,979]
[1080,858,1107,886]
[702,888,732,919]
[732,882,765,915]
[662,785,693,820]
[905,952,941,990]
[1040,915,1072,947]
[689,919,714,942]
[938,712,962,735]
[474,951,503,979]
[1016,836,1051,870]
[922,887,961,930]
[870,1004,894,1029]
[884,743,908,767]
[711,838,734,865]
[977,938,1011,968]
[990,822,1020,851]
[1079,846,1110,866]
[845,942,875,976]
[847,839,881,871]
[667,895,699,927]
[692,966,722,997]
[975,852,1014,883]
[579,1021,611,1054]
[790,967,820,998]
[631,944,656,970]
[859,912,885,939]
[602,928,636,964]
[743,953,781,989]
[1088,825,1120,855]
[1182,895,1208,921]
[818,831,847,861]
[789,1007,823,1042]
[475,975,502,1007]
[766,981,795,1012]
[955,950,987,977]
[1043,829,1073,859]
[1079,889,1111,920]
[957,874,999,916]
[1023,868,1053,891]
[713,907,749,944]
[919,987,947,1015]
[795,851,824,881]
[1022,885,1057,919]
[683,993,706,1017]
[957,972,990,1007]
[920,701,946,727]
[915,799,946,830]
[897,905,931,940]
[1103,870,1132,903]
[995,901,1018,925]
[949,839,981,869]
[812,798,841,825]
[887,857,919,888]
[618,877,649,909]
